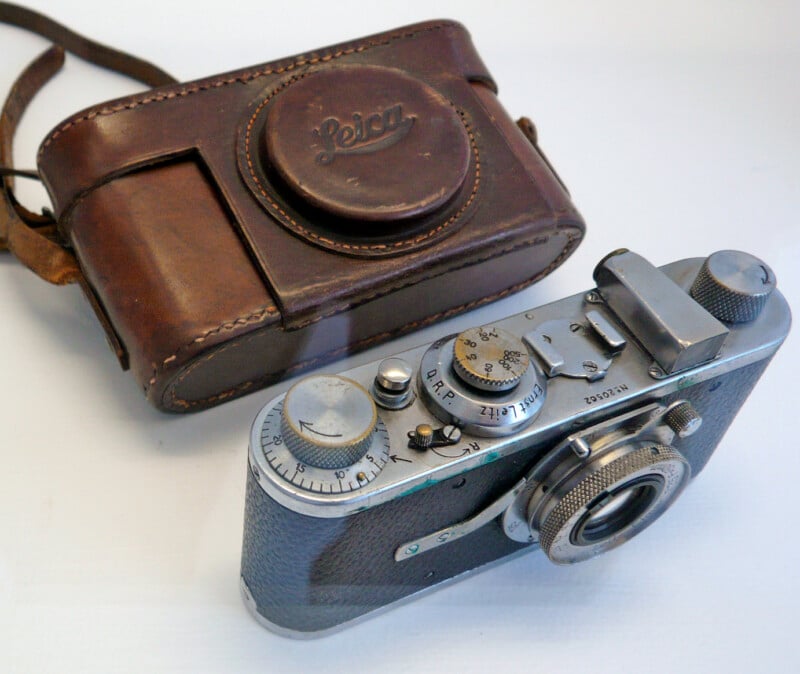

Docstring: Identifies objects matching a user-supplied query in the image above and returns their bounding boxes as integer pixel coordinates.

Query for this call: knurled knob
[452,326,530,392]
[411,424,435,448]
[690,250,776,323]
[281,375,377,469]
[371,357,415,410]
[664,401,703,439]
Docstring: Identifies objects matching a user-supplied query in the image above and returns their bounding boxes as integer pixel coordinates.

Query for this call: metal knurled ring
[452,327,530,391]
[452,359,521,391]
[538,444,682,560]
[690,260,768,323]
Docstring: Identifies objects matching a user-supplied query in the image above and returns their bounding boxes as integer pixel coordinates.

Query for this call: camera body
[240,250,790,637]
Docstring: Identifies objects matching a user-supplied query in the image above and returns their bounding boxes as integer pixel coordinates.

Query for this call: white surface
[1,1,798,672]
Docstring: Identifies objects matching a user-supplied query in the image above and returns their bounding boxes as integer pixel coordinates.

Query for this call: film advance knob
[281,375,378,469]
[452,326,530,392]
[690,250,776,323]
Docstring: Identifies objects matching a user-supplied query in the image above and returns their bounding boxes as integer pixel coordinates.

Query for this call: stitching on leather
[38,23,453,161]
[288,225,569,331]
[243,82,480,252]
[150,225,577,395]
[160,228,582,410]
[145,303,279,390]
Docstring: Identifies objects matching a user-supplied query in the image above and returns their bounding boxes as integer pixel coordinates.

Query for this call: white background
[1,1,798,672]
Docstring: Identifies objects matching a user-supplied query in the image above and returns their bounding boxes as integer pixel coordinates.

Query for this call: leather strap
[0,167,39,179]
[0,2,177,284]
[0,3,176,88]
[0,44,82,284]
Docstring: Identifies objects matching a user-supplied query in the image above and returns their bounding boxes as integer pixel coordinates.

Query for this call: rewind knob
[690,250,776,323]
[281,375,378,469]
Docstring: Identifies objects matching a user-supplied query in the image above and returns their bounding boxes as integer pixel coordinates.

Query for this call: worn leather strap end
[3,208,82,284]
[1,44,64,244]
[0,168,47,250]
[1,180,81,285]
[0,43,82,284]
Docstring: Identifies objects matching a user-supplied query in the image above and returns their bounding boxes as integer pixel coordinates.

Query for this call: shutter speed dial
[258,375,390,493]
[282,375,377,469]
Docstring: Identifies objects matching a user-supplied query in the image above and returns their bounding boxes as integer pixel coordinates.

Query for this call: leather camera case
[34,20,584,412]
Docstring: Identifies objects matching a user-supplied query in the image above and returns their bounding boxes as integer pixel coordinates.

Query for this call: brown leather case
[31,20,584,412]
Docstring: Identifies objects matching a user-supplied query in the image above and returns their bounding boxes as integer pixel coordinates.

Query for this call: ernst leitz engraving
[241,250,790,637]
[314,104,416,165]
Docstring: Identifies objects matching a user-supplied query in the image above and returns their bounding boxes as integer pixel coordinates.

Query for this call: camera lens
[571,475,664,546]
[529,442,690,564]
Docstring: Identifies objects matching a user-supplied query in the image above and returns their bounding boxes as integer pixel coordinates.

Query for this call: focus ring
[538,444,684,562]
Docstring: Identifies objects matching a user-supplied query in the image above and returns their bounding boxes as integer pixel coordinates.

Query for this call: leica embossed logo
[314,104,415,165]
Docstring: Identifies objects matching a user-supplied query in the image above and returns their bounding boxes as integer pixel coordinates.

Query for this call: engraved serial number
[585,383,629,405]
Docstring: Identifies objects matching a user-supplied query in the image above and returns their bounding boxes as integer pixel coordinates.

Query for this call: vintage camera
[240,249,790,637]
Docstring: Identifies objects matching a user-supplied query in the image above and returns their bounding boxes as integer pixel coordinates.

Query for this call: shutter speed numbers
[258,376,391,494]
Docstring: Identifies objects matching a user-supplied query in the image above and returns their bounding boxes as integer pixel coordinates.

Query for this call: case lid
[262,65,471,226]
[239,61,481,258]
